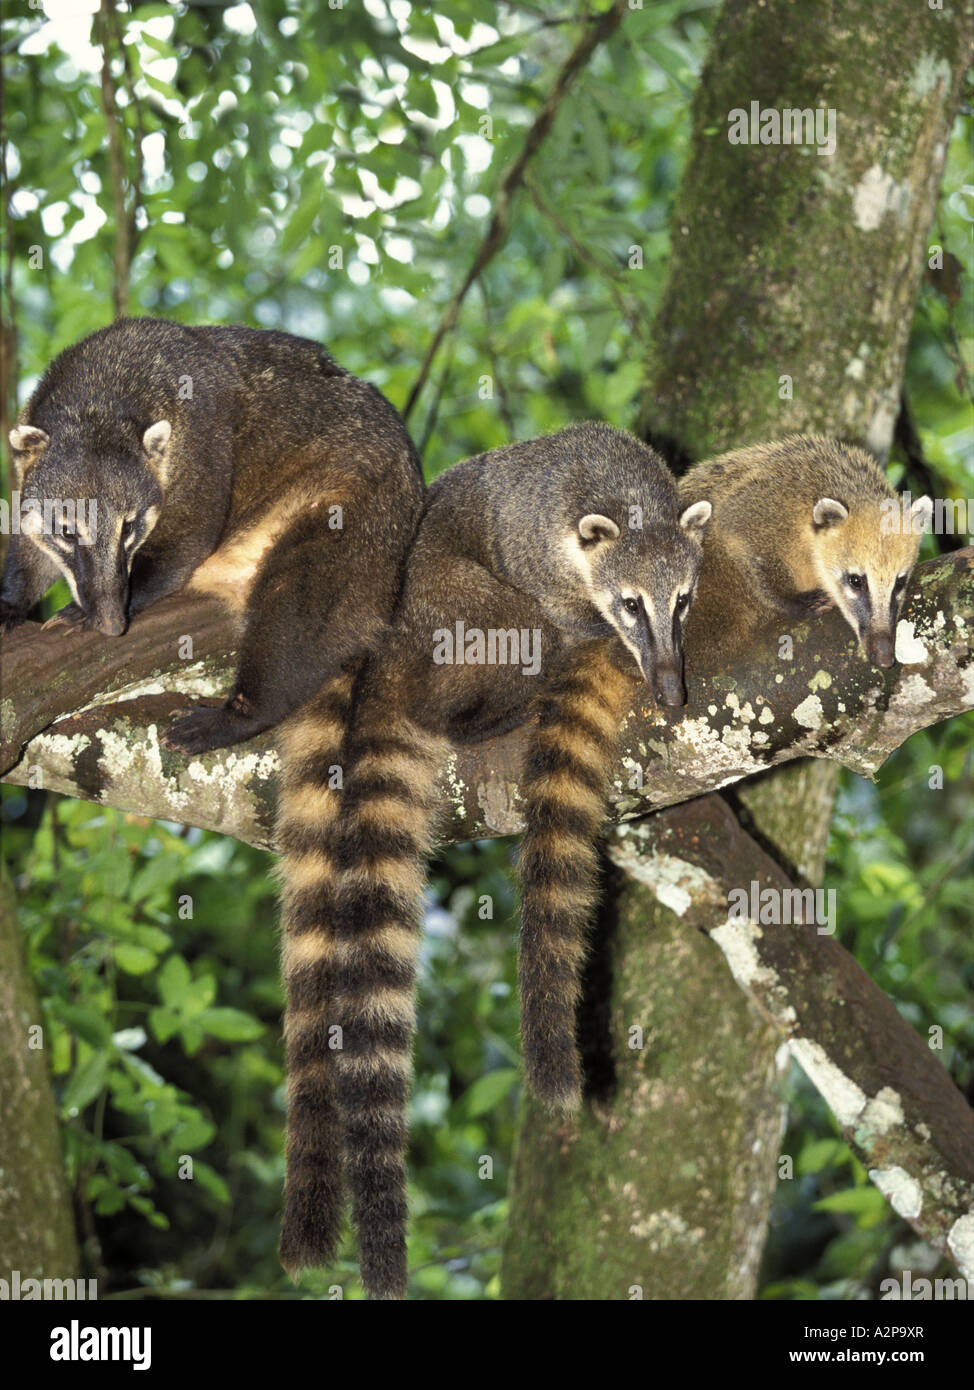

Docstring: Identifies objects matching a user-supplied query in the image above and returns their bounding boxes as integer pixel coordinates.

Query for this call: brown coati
[1,316,424,753]
[277,422,710,1298]
[678,435,932,671]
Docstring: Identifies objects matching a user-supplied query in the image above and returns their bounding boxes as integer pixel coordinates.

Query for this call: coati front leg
[517,640,638,1109]
[0,534,62,631]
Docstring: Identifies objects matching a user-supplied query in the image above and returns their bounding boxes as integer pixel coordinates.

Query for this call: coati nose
[866,634,894,668]
[96,613,128,637]
[654,668,686,708]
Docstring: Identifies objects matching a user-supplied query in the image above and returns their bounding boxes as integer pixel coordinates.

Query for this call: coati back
[678,435,932,671]
[2,317,424,752]
[277,422,710,1297]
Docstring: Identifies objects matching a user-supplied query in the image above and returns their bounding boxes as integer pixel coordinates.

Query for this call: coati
[277,421,710,1297]
[1,317,424,753]
[678,435,932,671]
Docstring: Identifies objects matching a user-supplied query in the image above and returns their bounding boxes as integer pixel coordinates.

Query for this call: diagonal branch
[610,794,974,1278]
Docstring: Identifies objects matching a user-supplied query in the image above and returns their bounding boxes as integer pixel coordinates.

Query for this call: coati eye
[845,572,864,591]
[623,597,640,616]
[893,574,906,592]
[675,592,690,615]
[122,518,138,546]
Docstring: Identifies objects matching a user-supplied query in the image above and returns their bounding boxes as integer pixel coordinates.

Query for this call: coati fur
[1,317,424,752]
[276,422,710,1298]
[678,435,933,672]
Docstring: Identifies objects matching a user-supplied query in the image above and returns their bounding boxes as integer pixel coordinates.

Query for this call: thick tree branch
[2,549,971,850]
[608,795,974,1278]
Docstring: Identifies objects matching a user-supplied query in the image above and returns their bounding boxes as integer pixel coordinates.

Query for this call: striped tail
[331,696,448,1299]
[518,644,636,1110]
[277,672,356,1275]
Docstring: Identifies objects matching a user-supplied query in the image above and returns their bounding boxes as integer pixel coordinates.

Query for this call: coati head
[810,492,932,668]
[571,500,712,706]
[9,419,172,635]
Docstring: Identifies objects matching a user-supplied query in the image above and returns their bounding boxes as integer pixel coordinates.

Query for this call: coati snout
[573,497,711,705]
[679,435,933,674]
[10,420,168,637]
[811,492,933,668]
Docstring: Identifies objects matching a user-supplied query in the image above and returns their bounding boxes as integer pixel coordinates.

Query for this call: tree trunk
[503,0,972,1299]
[0,877,79,1279]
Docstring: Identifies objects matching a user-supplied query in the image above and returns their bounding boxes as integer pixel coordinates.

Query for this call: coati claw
[42,603,88,632]
[162,704,267,754]
[161,707,225,753]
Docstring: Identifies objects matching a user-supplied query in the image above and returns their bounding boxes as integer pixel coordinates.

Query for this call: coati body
[277,422,710,1298]
[1,317,424,752]
[678,435,932,672]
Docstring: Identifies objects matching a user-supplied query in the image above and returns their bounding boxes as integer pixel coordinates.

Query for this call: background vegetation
[1,0,971,1298]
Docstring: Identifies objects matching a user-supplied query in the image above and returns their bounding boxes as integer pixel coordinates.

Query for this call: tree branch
[2,549,971,850]
[96,0,130,319]
[609,794,974,1277]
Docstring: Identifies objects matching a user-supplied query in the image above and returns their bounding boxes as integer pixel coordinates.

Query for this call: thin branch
[525,170,651,347]
[403,0,629,421]
[96,0,130,319]
[477,278,517,439]
[107,0,147,264]
[416,333,457,460]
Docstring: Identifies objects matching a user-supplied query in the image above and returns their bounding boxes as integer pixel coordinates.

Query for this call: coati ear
[142,420,173,486]
[8,425,50,482]
[910,495,933,533]
[578,513,620,546]
[812,497,849,530]
[679,499,711,538]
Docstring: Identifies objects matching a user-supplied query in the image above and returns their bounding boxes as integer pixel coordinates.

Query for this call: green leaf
[149,1006,181,1045]
[54,1002,112,1049]
[199,1007,265,1042]
[158,954,191,1007]
[814,1187,888,1225]
[193,1160,231,1204]
[798,1138,847,1175]
[456,1068,519,1119]
[62,1051,111,1114]
[115,942,159,975]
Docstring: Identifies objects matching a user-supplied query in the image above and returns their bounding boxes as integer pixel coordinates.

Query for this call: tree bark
[0,877,80,1280]
[505,0,973,1299]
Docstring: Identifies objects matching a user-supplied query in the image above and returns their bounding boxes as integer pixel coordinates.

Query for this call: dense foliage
[1,0,970,1299]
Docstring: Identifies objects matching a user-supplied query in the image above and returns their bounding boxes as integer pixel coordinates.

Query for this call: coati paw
[42,602,89,633]
[162,702,266,754]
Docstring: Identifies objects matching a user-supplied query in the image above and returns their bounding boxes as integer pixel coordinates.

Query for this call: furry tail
[518,644,635,1109]
[277,672,356,1274]
[331,695,448,1299]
